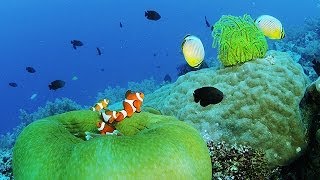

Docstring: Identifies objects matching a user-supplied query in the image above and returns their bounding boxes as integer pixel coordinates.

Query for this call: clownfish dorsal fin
[125,90,132,98]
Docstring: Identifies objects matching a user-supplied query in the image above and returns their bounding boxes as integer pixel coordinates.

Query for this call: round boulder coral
[13,110,211,179]
[145,50,309,167]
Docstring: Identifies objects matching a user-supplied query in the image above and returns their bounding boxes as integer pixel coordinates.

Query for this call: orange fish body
[115,90,144,122]
[101,110,119,124]
[97,121,115,134]
[91,99,109,112]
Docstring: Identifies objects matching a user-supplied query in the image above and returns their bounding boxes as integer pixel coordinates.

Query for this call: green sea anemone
[13,110,211,179]
[212,14,268,66]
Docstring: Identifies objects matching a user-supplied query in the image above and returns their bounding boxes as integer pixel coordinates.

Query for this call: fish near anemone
[115,90,144,122]
[181,34,205,68]
[255,15,285,39]
[96,120,115,135]
[91,99,109,112]
[193,86,223,107]
[101,110,119,124]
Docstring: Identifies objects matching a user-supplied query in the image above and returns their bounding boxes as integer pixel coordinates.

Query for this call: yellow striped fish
[181,34,205,68]
[91,99,109,112]
[255,15,285,39]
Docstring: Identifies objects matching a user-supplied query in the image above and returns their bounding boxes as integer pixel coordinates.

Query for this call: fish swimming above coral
[71,40,83,49]
[9,82,17,87]
[181,34,205,68]
[145,10,161,21]
[96,47,102,55]
[205,16,211,28]
[26,66,36,73]
[193,86,223,107]
[255,15,285,39]
[163,74,172,83]
[48,80,65,90]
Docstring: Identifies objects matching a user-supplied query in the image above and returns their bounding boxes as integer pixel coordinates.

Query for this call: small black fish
[145,10,161,21]
[96,47,102,55]
[120,22,123,28]
[71,40,83,50]
[163,74,172,83]
[26,66,36,73]
[193,86,223,107]
[49,80,65,90]
[205,16,210,28]
[9,82,17,87]
[100,68,105,72]
[312,59,320,76]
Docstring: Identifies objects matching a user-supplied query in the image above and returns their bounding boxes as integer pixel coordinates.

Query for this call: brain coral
[144,50,310,167]
[212,14,268,66]
[13,110,211,179]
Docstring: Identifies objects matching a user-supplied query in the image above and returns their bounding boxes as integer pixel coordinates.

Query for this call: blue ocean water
[0,0,318,135]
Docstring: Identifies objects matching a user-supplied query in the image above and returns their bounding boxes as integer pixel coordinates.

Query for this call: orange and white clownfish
[101,110,119,124]
[115,90,144,122]
[97,120,115,134]
[91,99,109,112]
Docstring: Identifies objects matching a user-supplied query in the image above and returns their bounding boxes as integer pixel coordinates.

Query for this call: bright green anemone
[13,110,211,179]
[212,14,268,66]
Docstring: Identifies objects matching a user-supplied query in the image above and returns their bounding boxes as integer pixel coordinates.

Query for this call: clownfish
[91,99,109,112]
[101,110,119,124]
[115,90,144,122]
[97,121,115,135]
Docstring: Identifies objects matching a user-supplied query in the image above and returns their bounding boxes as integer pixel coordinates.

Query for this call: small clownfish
[115,90,144,122]
[91,99,109,112]
[97,121,115,135]
[101,110,119,124]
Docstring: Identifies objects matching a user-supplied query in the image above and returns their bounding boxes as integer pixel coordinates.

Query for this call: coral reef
[276,77,320,179]
[271,17,320,81]
[96,78,159,104]
[19,97,83,125]
[13,110,211,179]
[0,148,13,179]
[207,141,274,179]
[0,97,83,180]
[212,14,268,66]
[144,50,309,167]
[176,62,209,76]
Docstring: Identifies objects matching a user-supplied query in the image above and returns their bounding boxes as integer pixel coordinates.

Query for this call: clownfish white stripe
[119,109,127,118]
[112,111,117,118]
[97,103,103,109]
[102,112,111,122]
[124,99,137,112]
[91,107,95,111]
[98,121,105,131]
[103,99,108,104]
[136,93,143,102]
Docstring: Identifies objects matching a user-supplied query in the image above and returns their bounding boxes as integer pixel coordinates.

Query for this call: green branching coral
[212,14,268,66]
